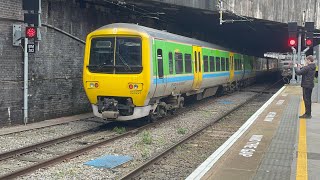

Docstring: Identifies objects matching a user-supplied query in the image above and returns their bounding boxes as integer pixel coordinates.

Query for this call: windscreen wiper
[116,52,131,71]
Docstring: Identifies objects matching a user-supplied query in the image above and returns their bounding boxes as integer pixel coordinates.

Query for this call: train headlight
[128,83,143,90]
[87,82,99,89]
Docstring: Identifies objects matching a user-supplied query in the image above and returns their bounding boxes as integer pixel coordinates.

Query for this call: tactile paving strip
[253,95,300,180]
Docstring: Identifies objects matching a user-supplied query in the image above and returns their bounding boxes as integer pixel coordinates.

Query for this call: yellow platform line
[296,99,308,180]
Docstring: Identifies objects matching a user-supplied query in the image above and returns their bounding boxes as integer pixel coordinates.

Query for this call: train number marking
[239,135,263,157]
[130,90,142,94]
[276,100,285,105]
[264,112,277,122]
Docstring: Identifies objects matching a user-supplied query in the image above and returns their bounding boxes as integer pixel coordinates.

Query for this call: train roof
[97,23,234,53]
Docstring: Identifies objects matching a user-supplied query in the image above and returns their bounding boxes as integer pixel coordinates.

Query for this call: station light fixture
[25,26,37,39]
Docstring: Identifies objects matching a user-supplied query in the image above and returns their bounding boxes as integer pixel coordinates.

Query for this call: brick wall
[0,0,166,126]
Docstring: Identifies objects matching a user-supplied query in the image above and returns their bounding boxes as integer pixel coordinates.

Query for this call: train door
[153,42,167,97]
[192,46,203,90]
[229,53,234,82]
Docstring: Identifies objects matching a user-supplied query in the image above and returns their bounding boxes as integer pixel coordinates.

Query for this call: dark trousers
[303,87,313,115]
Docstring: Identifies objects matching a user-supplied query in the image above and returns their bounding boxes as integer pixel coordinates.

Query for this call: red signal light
[26,27,37,39]
[305,39,313,46]
[288,38,297,47]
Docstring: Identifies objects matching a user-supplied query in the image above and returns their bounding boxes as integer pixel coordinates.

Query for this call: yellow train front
[83,24,153,120]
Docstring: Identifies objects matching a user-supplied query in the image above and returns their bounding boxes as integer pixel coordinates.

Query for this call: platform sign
[27,44,35,53]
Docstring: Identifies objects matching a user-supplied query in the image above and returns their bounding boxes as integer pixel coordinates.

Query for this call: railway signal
[25,26,37,39]
[304,22,314,47]
[21,0,42,124]
[23,0,41,41]
[288,38,297,47]
[288,22,297,47]
[23,0,41,26]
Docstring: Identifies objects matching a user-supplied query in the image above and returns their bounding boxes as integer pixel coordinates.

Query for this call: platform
[187,85,320,180]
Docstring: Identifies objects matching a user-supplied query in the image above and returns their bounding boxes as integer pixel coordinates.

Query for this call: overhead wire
[96,0,170,23]
[218,0,256,31]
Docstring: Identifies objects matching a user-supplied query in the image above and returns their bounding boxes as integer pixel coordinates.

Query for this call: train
[83,23,280,121]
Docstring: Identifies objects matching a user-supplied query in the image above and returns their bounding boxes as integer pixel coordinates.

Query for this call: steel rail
[0,92,207,180]
[0,81,282,180]
[0,118,166,180]
[120,80,283,179]
[0,127,103,161]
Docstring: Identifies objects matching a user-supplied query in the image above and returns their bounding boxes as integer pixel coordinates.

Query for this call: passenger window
[169,52,173,74]
[175,52,183,74]
[226,58,229,71]
[216,57,221,71]
[209,56,215,72]
[185,54,192,73]
[234,59,238,70]
[221,57,226,71]
[157,49,164,78]
[203,55,209,72]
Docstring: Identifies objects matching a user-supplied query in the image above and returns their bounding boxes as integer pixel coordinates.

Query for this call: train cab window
[89,38,115,73]
[169,52,173,74]
[209,56,215,72]
[157,49,164,79]
[216,57,221,71]
[175,52,183,74]
[115,37,142,74]
[203,55,209,72]
[185,54,192,73]
[226,58,229,71]
[221,57,226,71]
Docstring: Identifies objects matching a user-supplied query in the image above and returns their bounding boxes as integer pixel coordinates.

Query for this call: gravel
[17,91,258,180]
[135,94,273,180]
[0,118,105,153]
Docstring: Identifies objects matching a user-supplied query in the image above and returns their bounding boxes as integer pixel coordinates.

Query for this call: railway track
[0,82,282,180]
[120,82,282,179]
[0,101,202,180]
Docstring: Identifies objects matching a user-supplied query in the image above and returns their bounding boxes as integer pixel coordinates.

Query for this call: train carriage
[83,23,278,121]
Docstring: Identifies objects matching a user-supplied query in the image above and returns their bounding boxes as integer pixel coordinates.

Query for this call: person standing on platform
[294,55,316,119]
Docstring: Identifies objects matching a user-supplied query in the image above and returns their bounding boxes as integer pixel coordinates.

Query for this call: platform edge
[185,86,286,180]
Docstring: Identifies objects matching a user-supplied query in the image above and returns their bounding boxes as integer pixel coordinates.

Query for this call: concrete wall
[0,0,164,126]
[150,0,320,28]
[218,0,320,28]
[148,0,215,10]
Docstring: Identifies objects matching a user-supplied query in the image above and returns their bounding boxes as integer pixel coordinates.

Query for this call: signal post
[19,0,41,124]
[287,22,314,85]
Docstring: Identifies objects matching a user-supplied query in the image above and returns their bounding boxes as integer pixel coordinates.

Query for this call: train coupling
[102,111,119,119]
